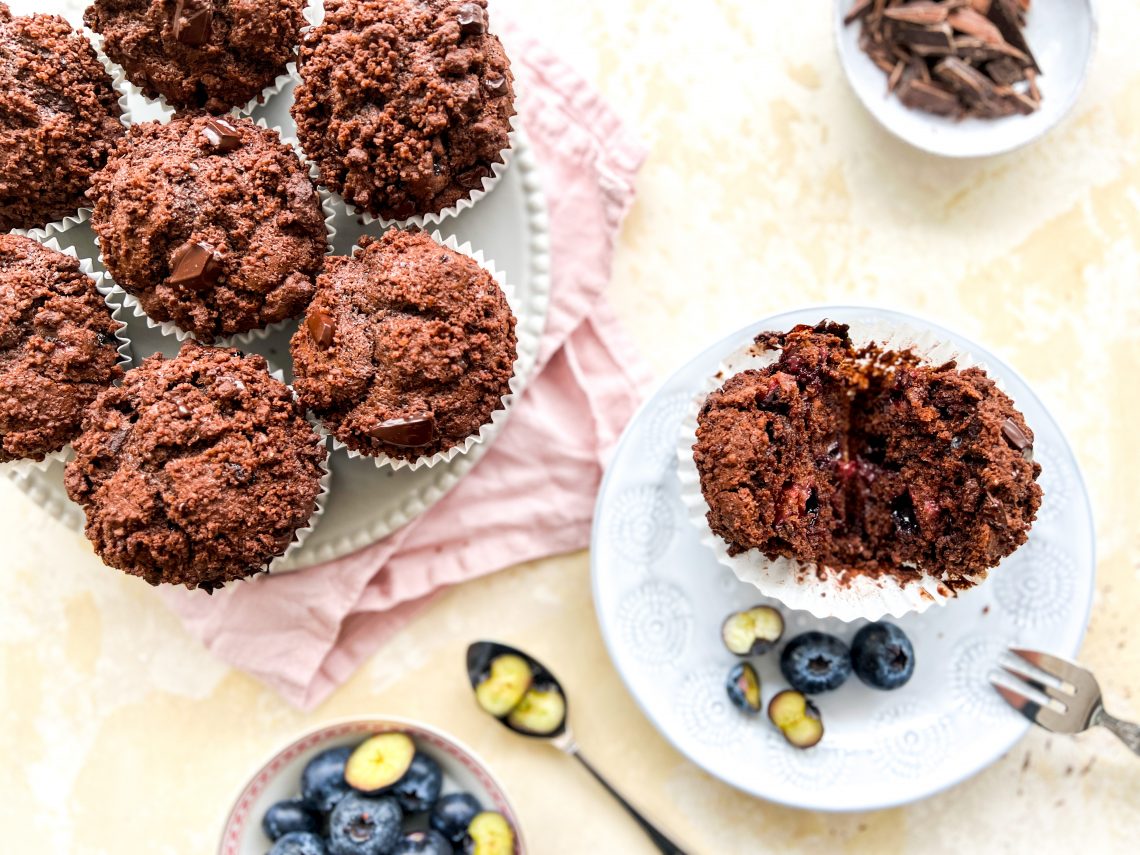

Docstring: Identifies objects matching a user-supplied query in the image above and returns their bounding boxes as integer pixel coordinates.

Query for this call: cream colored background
[3,1,1139,852]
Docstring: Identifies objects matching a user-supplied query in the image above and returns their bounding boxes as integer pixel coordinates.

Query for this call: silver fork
[990,647,1140,755]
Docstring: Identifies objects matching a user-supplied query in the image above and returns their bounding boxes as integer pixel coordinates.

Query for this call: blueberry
[851,622,915,690]
[392,830,454,855]
[429,793,481,845]
[263,799,322,841]
[269,832,328,855]
[725,662,762,714]
[779,632,852,694]
[328,792,402,855]
[302,746,354,813]
[392,753,443,813]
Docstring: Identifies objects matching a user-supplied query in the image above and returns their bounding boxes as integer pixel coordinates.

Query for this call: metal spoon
[466,641,688,855]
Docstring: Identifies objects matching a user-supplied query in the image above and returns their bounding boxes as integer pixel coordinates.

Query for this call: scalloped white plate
[4,18,551,572]
[590,306,1095,811]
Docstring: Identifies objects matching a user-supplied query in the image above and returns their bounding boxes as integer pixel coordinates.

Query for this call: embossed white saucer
[590,306,1095,811]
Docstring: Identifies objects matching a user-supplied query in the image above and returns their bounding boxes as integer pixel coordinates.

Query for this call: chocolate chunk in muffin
[694,322,1042,588]
[292,0,515,221]
[65,342,326,591]
[0,4,124,232]
[89,115,327,343]
[290,230,517,462]
[0,236,124,463]
[84,0,305,114]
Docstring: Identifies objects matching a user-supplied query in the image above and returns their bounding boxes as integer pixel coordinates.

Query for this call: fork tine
[1009,648,1086,687]
[999,660,1074,704]
[989,675,1079,733]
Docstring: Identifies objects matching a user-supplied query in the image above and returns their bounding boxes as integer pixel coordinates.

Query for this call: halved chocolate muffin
[0,4,124,231]
[89,115,327,343]
[65,342,326,591]
[290,230,517,462]
[292,0,515,221]
[0,236,124,463]
[84,0,305,114]
[694,322,1042,589]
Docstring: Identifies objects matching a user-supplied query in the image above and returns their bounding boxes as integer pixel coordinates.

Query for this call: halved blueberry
[725,662,762,714]
[344,733,416,795]
[768,690,823,749]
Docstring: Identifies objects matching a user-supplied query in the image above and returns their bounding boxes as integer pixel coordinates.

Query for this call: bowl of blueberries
[219,717,523,855]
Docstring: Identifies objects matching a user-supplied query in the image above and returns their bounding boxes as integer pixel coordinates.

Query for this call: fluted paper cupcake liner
[1,238,134,476]
[265,366,331,572]
[98,118,338,348]
[316,231,523,472]
[84,0,319,125]
[676,314,1023,623]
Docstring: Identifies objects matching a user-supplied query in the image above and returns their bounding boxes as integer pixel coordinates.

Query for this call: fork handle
[1093,707,1140,755]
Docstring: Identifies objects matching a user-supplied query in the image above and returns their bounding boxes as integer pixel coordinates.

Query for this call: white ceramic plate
[590,306,1095,811]
[834,0,1097,158]
[218,716,526,854]
[4,35,551,571]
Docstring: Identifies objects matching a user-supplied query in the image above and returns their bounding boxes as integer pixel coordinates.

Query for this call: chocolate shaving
[846,0,1042,119]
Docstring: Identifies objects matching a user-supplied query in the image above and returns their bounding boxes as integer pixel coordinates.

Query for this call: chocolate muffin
[0,4,124,232]
[694,322,1042,589]
[292,0,515,221]
[84,0,305,114]
[0,236,124,463]
[89,115,327,343]
[291,230,517,462]
[65,342,326,591]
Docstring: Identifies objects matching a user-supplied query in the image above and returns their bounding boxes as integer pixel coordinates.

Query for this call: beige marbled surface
[3,1,1139,852]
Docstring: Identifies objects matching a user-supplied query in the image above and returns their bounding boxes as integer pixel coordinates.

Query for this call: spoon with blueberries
[467,641,688,855]
[720,605,916,748]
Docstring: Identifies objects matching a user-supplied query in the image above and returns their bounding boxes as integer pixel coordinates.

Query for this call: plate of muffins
[591,306,1094,811]
[1,0,551,591]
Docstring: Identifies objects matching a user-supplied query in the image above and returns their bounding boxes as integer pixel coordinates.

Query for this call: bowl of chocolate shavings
[834,0,1097,157]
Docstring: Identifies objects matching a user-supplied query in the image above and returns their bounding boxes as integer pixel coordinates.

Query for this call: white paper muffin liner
[676,314,1021,623]
[98,118,338,348]
[315,230,522,472]
[0,238,134,476]
[264,366,331,572]
[84,0,319,125]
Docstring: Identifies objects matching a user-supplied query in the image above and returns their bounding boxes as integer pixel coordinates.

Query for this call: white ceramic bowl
[834,0,1097,157]
[218,717,526,854]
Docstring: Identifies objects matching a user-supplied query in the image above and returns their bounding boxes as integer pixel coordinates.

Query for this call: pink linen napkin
[160,27,651,710]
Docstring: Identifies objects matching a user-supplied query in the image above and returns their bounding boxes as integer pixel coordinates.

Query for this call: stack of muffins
[1,0,520,593]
